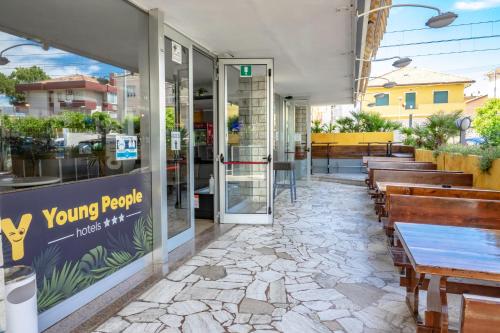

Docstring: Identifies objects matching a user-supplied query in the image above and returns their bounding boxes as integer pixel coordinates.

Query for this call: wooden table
[0,176,61,188]
[376,181,472,194]
[395,222,500,332]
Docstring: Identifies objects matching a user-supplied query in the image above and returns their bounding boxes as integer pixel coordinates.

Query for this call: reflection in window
[0,30,149,191]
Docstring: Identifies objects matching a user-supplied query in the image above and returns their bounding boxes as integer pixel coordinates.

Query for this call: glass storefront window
[0,14,152,319]
[0,31,150,189]
[164,37,192,239]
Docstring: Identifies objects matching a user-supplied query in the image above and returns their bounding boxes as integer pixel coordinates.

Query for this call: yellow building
[362,67,474,126]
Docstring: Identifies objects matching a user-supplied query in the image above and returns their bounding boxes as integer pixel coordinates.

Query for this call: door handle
[219,153,224,163]
[263,155,272,163]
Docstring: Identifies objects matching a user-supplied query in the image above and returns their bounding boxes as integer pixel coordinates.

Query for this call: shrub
[335,111,401,133]
[472,98,500,146]
[434,144,500,173]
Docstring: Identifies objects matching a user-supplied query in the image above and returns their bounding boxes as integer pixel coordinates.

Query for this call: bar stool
[273,161,296,203]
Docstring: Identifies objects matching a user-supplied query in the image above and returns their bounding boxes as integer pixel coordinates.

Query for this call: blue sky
[371,0,500,95]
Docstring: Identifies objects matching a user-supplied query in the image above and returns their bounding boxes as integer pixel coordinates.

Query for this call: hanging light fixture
[355,77,397,89]
[357,56,412,68]
[0,42,49,66]
[357,4,458,28]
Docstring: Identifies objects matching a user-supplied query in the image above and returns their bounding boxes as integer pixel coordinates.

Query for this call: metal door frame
[217,58,274,224]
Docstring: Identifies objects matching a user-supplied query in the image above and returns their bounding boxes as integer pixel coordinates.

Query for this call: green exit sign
[240,65,252,77]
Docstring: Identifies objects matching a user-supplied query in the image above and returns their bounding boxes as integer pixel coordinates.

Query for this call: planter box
[415,149,500,190]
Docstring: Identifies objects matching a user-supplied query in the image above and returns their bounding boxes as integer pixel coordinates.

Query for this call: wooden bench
[365,164,437,188]
[378,185,500,222]
[362,156,414,165]
[461,294,500,333]
[386,195,500,236]
[367,161,436,171]
[369,169,470,190]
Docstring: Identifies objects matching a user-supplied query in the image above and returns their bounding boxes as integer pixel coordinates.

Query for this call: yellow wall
[415,149,500,190]
[311,132,394,145]
[363,83,466,123]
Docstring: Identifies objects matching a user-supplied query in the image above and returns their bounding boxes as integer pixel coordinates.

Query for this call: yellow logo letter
[1,214,32,261]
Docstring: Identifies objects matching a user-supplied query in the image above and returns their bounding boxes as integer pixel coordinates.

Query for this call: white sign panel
[171,131,181,151]
[172,41,182,64]
[115,135,138,160]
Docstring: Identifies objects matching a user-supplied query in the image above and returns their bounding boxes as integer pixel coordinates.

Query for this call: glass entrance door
[165,33,194,251]
[218,59,273,224]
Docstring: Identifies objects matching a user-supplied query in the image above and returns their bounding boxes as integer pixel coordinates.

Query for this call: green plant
[401,111,462,150]
[424,111,461,149]
[311,120,323,133]
[0,66,50,104]
[472,98,500,146]
[321,123,336,133]
[434,144,500,173]
[335,111,401,133]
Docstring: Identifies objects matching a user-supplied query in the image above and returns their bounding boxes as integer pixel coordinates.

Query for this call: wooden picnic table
[395,222,500,332]
[376,181,472,193]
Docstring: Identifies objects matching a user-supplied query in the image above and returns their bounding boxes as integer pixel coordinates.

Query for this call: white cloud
[454,0,500,10]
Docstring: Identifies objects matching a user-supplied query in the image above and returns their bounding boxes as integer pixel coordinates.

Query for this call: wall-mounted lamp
[357,4,458,28]
[0,42,49,65]
[357,56,412,68]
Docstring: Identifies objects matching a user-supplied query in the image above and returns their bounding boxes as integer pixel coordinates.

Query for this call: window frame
[433,90,449,104]
[375,93,389,106]
[404,91,417,110]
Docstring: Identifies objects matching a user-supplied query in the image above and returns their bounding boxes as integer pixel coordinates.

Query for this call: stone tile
[127,308,166,322]
[291,288,344,301]
[167,300,208,315]
[246,279,268,301]
[192,265,227,280]
[167,265,198,282]
[256,270,284,283]
[337,317,364,333]
[228,324,253,333]
[276,311,331,333]
[335,282,387,308]
[159,314,183,327]
[317,309,350,321]
[216,289,245,304]
[239,298,274,315]
[95,317,129,332]
[174,286,220,301]
[182,312,224,333]
[122,323,163,333]
[269,279,286,304]
[140,280,185,303]
[118,301,159,316]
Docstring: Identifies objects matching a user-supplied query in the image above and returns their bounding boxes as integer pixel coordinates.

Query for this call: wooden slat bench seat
[384,185,500,216]
[366,161,436,171]
[369,169,470,189]
[460,294,500,333]
[385,195,500,236]
[362,156,414,165]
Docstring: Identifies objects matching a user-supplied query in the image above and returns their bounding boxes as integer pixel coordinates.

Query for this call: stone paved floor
[93,180,417,333]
